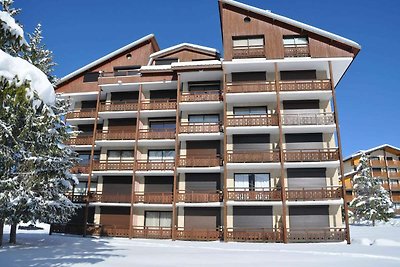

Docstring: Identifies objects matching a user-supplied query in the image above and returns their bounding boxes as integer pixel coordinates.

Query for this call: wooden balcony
[177,191,222,202]
[390,182,400,191]
[388,172,400,179]
[392,195,400,202]
[226,114,278,127]
[96,130,136,141]
[132,226,172,239]
[227,150,280,163]
[50,223,84,235]
[92,160,135,171]
[89,192,131,203]
[65,193,86,203]
[65,134,93,146]
[284,44,310,58]
[178,155,222,167]
[283,149,339,162]
[99,101,138,112]
[88,224,130,237]
[226,188,281,201]
[134,192,173,204]
[381,183,390,190]
[279,79,332,92]
[175,228,221,241]
[370,159,386,167]
[387,161,400,168]
[225,228,283,242]
[70,163,90,174]
[66,108,96,119]
[285,186,343,201]
[372,171,387,177]
[138,129,176,140]
[136,160,175,171]
[281,113,335,126]
[232,46,265,59]
[140,99,177,110]
[179,122,221,134]
[180,91,222,102]
[288,228,346,242]
[226,81,275,93]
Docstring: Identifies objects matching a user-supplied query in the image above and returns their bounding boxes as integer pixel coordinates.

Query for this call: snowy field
[1,220,400,267]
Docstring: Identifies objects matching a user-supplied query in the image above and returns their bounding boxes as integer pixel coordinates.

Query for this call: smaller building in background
[343,144,400,214]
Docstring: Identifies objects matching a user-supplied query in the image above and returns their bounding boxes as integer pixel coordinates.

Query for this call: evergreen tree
[349,152,394,226]
[0,0,26,55]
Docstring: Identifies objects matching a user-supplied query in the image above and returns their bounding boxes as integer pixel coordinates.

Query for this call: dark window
[113,65,140,76]
[231,72,266,82]
[283,100,319,110]
[372,167,381,172]
[188,114,219,123]
[149,119,176,131]
[107,150,134,160]
[370,156,380,161]
[144,176,173,192]
[148,150,175,161]
[280,70,316,81]
[154,58,179,65]
[184,208,220,230]
[234,173,270,191]
[185,173,220,192]
[233,206,273,228]
[150,90,177,100]
[188,81,221,93]
[111,91,139,101]
[285,133,323,143]
[387,157,394,161]
[289,205,329,229]
[233,134,270,144]
[83,72,100,83]
[287,168,326,188]
[81,101,97,109]
[234,106,267,115]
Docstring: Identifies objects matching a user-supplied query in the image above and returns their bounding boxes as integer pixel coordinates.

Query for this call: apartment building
[344,144,400,214]
[52,0,360,243]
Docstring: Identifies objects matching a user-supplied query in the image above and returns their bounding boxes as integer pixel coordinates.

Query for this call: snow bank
[0,49,55,105]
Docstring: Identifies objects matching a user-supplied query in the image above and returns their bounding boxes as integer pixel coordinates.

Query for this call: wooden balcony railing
[99,101,138,112]
[88,224,130,237]
[387,161,400,168]
[285,186,343,201]
[381,183,390,190]
[50,223,85,235]
[283,149,339,162]
[372,171,387,177]
[175,228,221,241]
[92,160,135,171]
[134,192,173,204]
[179,122,221,134]
[388,172,400,179]
[177,191,222,202]
[392,195,400,202]
[232,46,265,59]
[226,81,275,93]
[370,159,386,167]
[226,114,278,127]
[226,228,283,242]
[227,150,280,163]
[66,108,96,119]
[140,99,177,110]
[390,182,400,191]
[132,226,172,239]
[284,44,310,58]
[226,188,282,201]
[89,192,131,203]
[65,193,86,203]
[288,228,346,242]
[281,113,335,126]
[279,79,332,92]
[180,91,222,102]
[96,130,136,141]
[138,129,176,140]
[70,163,90,174]
[178,155,222,167]
[65,134,93,146]
[136,160,175,171]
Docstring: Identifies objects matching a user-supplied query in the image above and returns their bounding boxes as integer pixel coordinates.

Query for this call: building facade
[344,144,400,215]
[53,0,360,243]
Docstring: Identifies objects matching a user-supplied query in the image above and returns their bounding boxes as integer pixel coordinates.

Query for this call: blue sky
[16,0,400,156]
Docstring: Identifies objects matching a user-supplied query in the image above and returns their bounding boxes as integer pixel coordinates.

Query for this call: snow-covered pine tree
[0,0,26,56]
[349,152,394,226]
[23,24,58,85]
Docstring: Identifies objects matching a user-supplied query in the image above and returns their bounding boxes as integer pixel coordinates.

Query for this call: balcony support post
[223,72,229,242]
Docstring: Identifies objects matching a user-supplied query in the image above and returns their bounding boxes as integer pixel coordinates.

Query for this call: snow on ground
[1,220,400,267]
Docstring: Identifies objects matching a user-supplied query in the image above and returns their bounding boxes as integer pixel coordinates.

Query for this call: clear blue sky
[16,0,400,157]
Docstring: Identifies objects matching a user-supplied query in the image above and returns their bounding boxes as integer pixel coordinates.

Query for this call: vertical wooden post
[329,61,351,244]
[222,72,228,242]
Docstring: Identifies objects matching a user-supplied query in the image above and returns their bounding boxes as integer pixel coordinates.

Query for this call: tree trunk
[372,219,376,227]
[9,223,17,244]
[0,220,4,247]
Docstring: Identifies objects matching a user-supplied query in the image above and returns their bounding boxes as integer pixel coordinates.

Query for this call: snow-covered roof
[171,60,222,69]
[57,34,156,85]
[149,43,219,59]
[344,144,400,161]
[220,0,361,50]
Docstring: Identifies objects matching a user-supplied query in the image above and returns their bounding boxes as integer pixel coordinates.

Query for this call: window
[81,101,97,109]
[148,150,175,161]
[233,36,264,49]
[149,119,176,131]
[285,133,323,143]
[231,72,266,82]
[280,70,316,81]
[234,173,270,190]
[233,106,267,115]
[188,114,219,123]
[372,167,381,172]
[107,150,134,161]
[283,36,308,47]
[188,81,221,93]
[145,211,172,228]
[113,65,140,76]
[370,156,380,161]
[387,157,394,161]
[389,168,398,173]
[110,91,139,102]
[154,58,179,65]
[83,72,100,83]
[74,181,97,195]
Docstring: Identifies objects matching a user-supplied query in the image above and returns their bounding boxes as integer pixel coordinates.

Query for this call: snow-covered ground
[1,220,400,267]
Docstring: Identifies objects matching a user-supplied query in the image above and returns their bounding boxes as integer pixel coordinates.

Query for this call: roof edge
[344,144,400,161]
[149,43,219,59]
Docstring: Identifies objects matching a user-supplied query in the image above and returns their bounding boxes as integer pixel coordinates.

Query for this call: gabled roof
[219,0,361,50]
[149,43,219,60]
[344,144,400,161]
[57,34,158,86]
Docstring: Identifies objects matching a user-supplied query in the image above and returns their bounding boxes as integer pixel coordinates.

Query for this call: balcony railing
[132,226,172,239]
[180,91,222,102]
[370,159,386,167]
[175,228,221,241]
[288,228,346,242]
[388,172,400,179]
[178,155,222,167]
[279,79,332,92]
[226,114,278,127]
[390,182,400,191]
[70,163,90,174]
[92,160,135,171]
[136,160,175,171]
[226,81,275,93]
[281,113,335,126]
[96,129,136,141]
[89,192,131,203]
[50,223,85,235]
[66,108,96,119]
[65,193,86,203]
[226,228,283,242]
[99,101,138,112]
[387,161,400,168]
[232,46,265,59]
[283,149,339,162]
[372,171,387,177]
[284,44,310,58]
[227,150,280,163]
[134,192,173,204]
[393,195,400,202]
[65,134,93,146]
[88,224,130,237]
[285,186,342,201]
[138,129,176,140]
[140,99,177,110]
[179,122,221,133]
[177,191,222,202]
[226,188,282,201]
